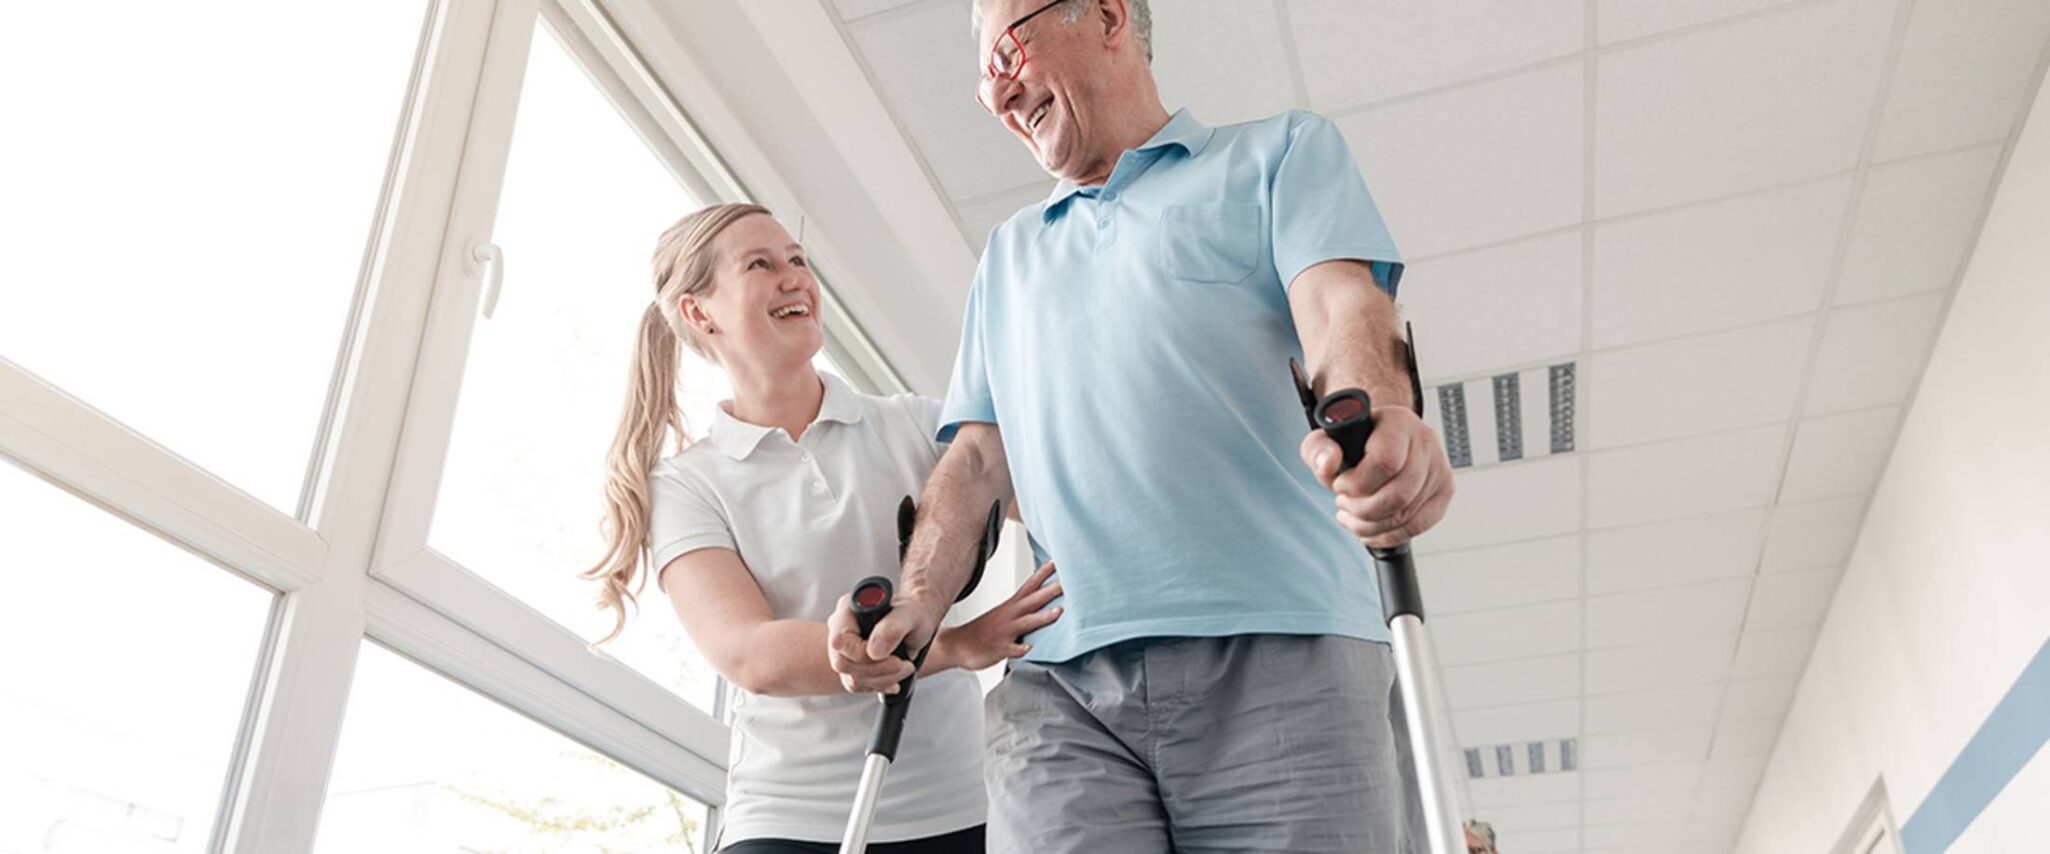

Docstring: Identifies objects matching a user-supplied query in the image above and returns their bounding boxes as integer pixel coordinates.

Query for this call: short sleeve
[1269,111,1404,297]
[887,392,950,467]
[647,460,737,590]
[937,265,998,443]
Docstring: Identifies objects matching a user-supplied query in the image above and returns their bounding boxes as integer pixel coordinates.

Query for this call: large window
[316,643,710,853]
[0,1,887,849]
[0,464,274,854]
[424,22,726,708]
[0,2,428,512]
[423,24,851,710]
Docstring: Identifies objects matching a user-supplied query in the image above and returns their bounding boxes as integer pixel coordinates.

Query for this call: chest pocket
[1160,203,1262,285]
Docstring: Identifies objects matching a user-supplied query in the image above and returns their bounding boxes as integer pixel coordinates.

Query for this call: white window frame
[0,0,908,850]
[1834,778,1908,854]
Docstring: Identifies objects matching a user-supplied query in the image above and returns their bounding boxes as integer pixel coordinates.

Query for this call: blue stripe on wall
[1900,633,2050,853]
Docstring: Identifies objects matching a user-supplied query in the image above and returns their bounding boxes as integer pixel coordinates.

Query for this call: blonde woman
[585,203,1062,853]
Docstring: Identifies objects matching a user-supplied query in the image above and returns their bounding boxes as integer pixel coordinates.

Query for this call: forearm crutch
[838,497,1005,854]
[1291,325,1464,854]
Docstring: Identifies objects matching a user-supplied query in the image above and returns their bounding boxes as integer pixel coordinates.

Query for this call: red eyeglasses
[974,0,1067,115]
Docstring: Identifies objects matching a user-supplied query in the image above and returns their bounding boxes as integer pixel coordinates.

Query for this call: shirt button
[1101,191,1118,202]
[813,479,827,491]
[1098,218,1111,229]
[799,450,812,462]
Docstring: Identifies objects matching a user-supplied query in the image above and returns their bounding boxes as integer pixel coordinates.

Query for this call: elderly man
[829,0,1455,850]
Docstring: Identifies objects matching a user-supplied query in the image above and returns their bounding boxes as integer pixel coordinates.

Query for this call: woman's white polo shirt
[648,373,983,845]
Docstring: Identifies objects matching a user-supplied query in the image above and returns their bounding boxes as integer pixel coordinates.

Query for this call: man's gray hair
[971,0,1153,64]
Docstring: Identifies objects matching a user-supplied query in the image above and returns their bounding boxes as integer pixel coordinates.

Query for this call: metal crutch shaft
[1294,353,1464,854]
[840,576,912,854]
[838,499,1005,854]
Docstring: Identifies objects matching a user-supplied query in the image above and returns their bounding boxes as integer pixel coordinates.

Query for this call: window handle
[473,243,505,319]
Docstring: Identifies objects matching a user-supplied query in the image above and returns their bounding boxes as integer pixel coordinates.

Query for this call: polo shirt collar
[1044,109,1213,220]
[1138,108,1215,158]
[814,371,865,427]
[707,373,864,460]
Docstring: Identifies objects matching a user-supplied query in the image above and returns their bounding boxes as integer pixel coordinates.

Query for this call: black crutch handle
[849,574,917,760]
[846,497,1007,761]
[1291,342,1427,625]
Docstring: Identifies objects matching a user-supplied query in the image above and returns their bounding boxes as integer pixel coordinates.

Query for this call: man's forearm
[899,424,1014,610]
[1293,260,1413,408]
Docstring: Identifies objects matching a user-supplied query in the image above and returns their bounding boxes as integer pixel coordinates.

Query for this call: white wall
[1735,73,2050,853]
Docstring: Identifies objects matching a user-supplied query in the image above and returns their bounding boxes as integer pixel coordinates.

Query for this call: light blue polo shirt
[940,108,1405,663]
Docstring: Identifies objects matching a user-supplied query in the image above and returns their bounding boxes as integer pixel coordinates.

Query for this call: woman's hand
[934,561,1063,672]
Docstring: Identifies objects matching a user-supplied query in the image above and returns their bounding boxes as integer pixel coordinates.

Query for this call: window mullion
[0,362,325,591]
[219,1,538,851]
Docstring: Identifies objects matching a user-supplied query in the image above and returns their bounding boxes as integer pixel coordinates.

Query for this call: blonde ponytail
[585,202,770,643]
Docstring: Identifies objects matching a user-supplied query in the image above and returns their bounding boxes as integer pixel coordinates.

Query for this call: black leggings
[719,825,984,853]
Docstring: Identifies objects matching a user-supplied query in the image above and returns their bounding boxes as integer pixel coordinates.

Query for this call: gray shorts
[982,634,1424,853]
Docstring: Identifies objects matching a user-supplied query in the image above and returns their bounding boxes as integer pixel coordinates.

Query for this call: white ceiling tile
[1501,828,1583,853]
[1744,566,1844,631]
[1433,600,1582,666]
[1583,728,1715,769]
[1287,0,1583,109]
[1419,535,1581,614]
[833,0,922,21]
[1404,233,1584,382]
[1467,771,1582,808]
[1804,295,1947,415]
[1729,627,1819,679]
[1759,496,1865,572]
[1779,407,1902,502]
[1588,424,1786,528]
[1587,579,1751,649]
[1583,762,1704,799]
[1586,820,1691,849]
[1596,0,1801,43]
[1592,178,1847,348]
[1873,0,2050,160]
[1336,64,1584,258]
[1586,317,1813,448]
[1709,719,1785,761]
[1690,784,1762,820]
[1700,752,1773,789]
[1443,653,1582,709]
[1479,801,1583,833]
[1587,636,1737,695]
[955,179,1053,250]
[1420,456,1583,552]
[1586,509,1767,595]
[1152,0,1299,125]
[1681,825,1745,852]
[1585,686,1724,735]
[1689,818,1752,849]
[1454,699,1582,746]
[1593,0,1894,215]
[849,4,1046,199]
[1585,794,1693,826]
[1837,145,2005,305]
[1718,677,1801,724]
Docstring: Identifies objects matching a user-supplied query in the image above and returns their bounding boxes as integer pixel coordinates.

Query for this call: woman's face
[689,214,823,374]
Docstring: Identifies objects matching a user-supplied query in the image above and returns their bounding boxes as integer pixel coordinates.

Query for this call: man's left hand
[1299,404,1454,549]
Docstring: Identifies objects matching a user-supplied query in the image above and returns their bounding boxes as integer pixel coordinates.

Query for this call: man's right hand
[1299,404,1454,549]
[826,591,943,694]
